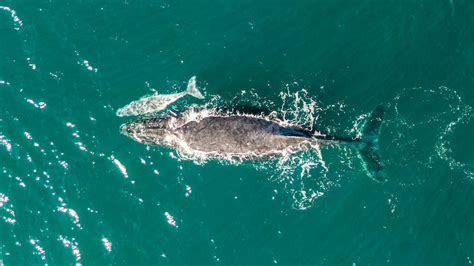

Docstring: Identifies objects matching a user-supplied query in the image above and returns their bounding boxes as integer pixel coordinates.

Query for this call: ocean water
[1,0,474,265]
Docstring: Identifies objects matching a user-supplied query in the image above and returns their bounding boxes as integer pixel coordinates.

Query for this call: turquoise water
[1,0,474,264]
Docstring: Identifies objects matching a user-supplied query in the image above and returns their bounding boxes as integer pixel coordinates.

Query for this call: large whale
[120,106,385,182]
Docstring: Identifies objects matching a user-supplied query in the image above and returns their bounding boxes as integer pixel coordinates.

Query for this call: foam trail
[436,104,473,178]
[389,86,473,182]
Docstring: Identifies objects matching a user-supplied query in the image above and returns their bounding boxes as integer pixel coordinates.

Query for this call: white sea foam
[58,235,81,262]
[434,88,473,178]
[102,237,112,252]
[26,98,47,109]
[110,155,128,178]
[155,85,349,210]
[0,6,23,30]
[82,59,97,72]
[165,211,178,227]
[29,239,46,261]
[0,80,11,86]
[0,134,12,152]
[58,206,81,228]
[0,194,8,207]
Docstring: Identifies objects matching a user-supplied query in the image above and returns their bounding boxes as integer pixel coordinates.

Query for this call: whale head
[120,117,171,145]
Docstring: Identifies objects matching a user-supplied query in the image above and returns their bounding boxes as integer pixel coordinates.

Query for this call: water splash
[153,84,353,210]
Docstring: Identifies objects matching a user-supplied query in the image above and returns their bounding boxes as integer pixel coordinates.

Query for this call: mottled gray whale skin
[177,116,315,154]
[120,115,315,155]
[120,106,385,182]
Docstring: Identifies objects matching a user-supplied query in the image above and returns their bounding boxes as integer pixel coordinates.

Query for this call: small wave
[110,155,128,178]
[0,6,23,31]
[57,205,82,229]
[0,134,12,153]
[58,235,81,262]
[102,237,112,253]
[29,239,47,261]
[0,192,16,225]
[0,80,11,86]
[74,51,98,72]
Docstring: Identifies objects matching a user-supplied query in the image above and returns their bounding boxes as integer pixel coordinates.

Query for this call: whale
[120,106,386,182]
[116,76,204,117]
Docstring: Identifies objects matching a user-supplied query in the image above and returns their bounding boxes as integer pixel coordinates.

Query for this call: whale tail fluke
[359,105,385,182]
[186,76,205,99]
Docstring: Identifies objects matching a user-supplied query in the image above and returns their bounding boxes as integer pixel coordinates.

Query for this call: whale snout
[120,123,133,136]
[120,117,171,145]
[120,122,143,139]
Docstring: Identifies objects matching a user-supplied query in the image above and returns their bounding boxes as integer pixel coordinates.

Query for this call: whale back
[176,116,312,154]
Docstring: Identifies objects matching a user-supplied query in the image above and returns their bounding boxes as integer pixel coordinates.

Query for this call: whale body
[120,106,385,181]
[116,76,204,117]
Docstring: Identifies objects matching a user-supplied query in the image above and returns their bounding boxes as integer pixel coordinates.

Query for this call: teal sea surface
[1,0,474,265]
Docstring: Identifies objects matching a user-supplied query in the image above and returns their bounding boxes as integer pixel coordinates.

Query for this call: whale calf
[116,76,204,117]
[120,106,385,181]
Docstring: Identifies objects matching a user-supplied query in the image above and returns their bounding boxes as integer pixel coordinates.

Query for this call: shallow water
[1,0,474,265]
